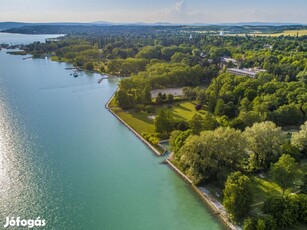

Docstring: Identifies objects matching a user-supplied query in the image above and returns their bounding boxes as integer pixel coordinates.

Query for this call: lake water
[0,34,224,229]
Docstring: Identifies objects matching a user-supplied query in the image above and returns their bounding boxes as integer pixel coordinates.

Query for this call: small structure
[45,38,61,43]
[263,44,273,50]
[222,57,237,65]
[227,68,266,78]
[200,52,207,58]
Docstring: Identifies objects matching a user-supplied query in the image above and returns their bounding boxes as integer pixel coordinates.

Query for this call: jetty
[98,77,108,83]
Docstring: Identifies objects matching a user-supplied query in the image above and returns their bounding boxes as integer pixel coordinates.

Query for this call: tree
[142,85,152,105]
[281,141,302,161]
[202,111,219,130]
[270,154,298,195]
[154,110,174,134]
[243,121,286,171]
[155,93,164,105]
[85,62,94,70]
[263,195,300,228]
[300,174,307,194]
[271,104,304,126]
[136,45,161,59]
[190,114,204,135]
[115,89,135,109]
[243,218,255,230]
[176,127,247,184]
[166,94,174,104]
[223,171,253,221]
[292,121,307,155]
[296,70,307,84]
[169,129,192,153]
[243,216,277,230]
[214,98,226,116]
[298,194,307,223]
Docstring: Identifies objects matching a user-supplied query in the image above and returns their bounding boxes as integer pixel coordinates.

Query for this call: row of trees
[170,121,307,224]
[114,63,216,109]
[171,121,307,181]
[184,72,307,128]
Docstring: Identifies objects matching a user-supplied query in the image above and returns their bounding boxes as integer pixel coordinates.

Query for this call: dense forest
[7,25,307,229]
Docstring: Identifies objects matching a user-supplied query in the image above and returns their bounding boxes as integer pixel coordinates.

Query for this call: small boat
[73,72,78,78]
[23,57,32,60]
[98,78,104,83]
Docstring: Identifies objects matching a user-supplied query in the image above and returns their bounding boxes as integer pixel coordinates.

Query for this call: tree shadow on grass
[175,104,193,112]
[131,111,154,125]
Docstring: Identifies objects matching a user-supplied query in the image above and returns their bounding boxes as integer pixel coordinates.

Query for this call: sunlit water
[0,34,224,229]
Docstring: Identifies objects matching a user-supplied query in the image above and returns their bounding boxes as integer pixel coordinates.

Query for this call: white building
[222,57,237,65]
[227,68,266,78]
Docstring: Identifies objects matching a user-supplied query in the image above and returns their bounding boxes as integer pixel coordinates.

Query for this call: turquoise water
[160,141,171,152]
[0,34,224,229]
[0,32,63,45]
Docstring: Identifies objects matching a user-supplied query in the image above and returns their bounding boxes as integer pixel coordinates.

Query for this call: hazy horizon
[1,0,307,24]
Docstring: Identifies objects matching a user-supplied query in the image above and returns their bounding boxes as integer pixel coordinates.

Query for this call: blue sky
[1,0,306,23]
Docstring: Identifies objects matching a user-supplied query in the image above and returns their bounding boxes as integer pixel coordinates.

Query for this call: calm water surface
[0,34,224,229]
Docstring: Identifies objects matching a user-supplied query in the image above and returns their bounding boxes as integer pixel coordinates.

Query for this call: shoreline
[105,92,161,156]
[106,92,238,230]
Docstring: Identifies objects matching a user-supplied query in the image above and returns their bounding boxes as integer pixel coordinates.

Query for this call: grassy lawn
[108,96,118,107]
[230,30,307,37]
[157,101,199,121]
[112,106,155,134]
[250,175,282,204]
[205,175,283,205]
[272,30,307,36]
[110,99,200,136]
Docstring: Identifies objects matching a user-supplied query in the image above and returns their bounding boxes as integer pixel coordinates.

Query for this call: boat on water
[98,78,104,83]
[73,72,78,78]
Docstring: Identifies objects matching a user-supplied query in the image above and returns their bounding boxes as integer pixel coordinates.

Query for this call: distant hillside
[1,21,306,35]
[0,22,28,30]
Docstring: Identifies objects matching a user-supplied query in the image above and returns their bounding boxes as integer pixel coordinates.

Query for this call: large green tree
[243,121,286,171]
[223,171,253,221]
[270,154,298,194]
[176,127,247,184]
[115,89,135,110]
[263,195,300,228]
[300,174,307,194]
[169,129,192,153]
[154,110,174,135]
[292,121,307,155]
[189,114,204,135]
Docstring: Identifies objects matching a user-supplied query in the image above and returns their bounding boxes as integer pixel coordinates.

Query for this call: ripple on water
[0,88,66,227]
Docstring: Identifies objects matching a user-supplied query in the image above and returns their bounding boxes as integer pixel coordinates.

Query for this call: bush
[145,105,155,113]
[243,215,277,230]
[174,120,190,131]
[142,132,159,145]
[195,104,202,111]
[134,104,145,112]
[298,194,307,223]
[85,62,94,70]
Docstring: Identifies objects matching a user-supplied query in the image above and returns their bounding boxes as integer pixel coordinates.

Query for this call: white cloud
[175,0,185,13]
[164,0,186,15]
